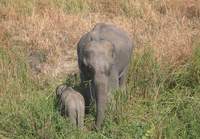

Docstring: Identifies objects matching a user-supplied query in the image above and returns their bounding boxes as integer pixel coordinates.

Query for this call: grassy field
[0,0,200,138]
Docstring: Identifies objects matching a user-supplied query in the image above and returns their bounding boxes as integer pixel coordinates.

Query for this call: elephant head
[56,84,67,98]
[82,40,115,129]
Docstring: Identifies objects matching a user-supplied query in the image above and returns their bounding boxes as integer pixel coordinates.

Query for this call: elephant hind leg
[77,106,85,129]
[68,108,77,127]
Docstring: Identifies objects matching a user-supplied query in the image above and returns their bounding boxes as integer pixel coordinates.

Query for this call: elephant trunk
[94,73,108,129]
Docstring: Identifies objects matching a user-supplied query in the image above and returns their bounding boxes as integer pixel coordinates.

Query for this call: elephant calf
[56,84,85,129]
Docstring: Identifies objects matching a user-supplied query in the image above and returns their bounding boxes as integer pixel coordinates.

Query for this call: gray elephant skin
[56,84,85,129]
[77,23,133,129]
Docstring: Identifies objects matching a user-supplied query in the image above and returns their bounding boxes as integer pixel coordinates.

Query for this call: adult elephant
[77,23,133,129]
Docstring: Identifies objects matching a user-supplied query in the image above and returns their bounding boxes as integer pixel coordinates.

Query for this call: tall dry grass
[1,0,199,77]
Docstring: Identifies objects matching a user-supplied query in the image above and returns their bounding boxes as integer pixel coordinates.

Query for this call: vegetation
[0,0,200,138]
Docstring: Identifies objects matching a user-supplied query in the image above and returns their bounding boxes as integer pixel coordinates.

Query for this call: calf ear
[56,86,61,97]
[56,84,66,97]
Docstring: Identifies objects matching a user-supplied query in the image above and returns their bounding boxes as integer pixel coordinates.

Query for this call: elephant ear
[56,84,67,97]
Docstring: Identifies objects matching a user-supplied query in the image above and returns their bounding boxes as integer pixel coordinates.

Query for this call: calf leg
[68,109,77,127]
[77,105,85,129]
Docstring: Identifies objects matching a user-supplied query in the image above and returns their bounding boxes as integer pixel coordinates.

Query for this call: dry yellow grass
[0,0,200,77]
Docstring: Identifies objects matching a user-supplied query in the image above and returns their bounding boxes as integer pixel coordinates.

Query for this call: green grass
[0,44,200,139]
